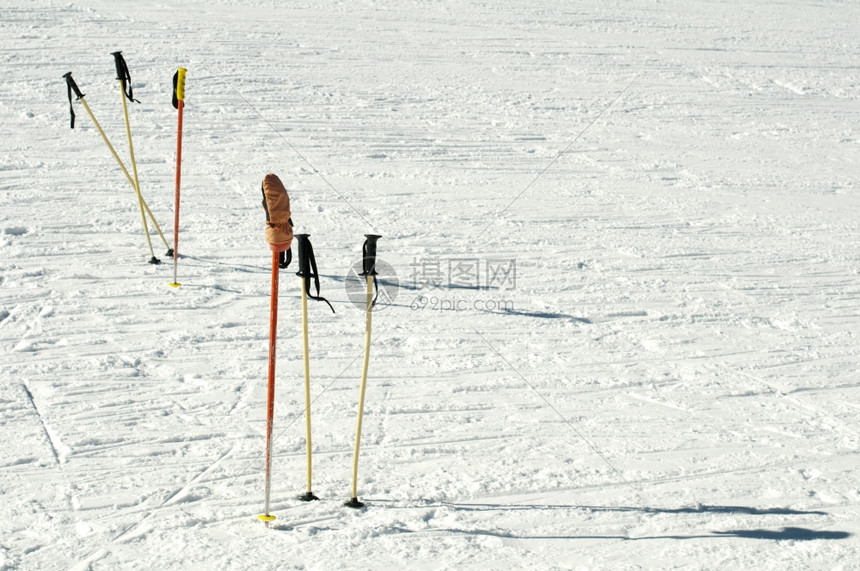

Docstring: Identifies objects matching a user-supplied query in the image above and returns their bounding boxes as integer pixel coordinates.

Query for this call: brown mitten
[261,173,293,252]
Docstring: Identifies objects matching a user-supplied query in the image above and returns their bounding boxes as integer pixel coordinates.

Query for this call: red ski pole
[258,174,293,526]
[169,68,187,288]
[258,249,280,526]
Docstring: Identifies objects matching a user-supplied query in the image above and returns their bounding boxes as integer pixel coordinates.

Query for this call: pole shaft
[119,80,156,258]
[301,280,313,494]
[173,99,184,283]
[142,195,171,250]
[80,97,169,249]
[79,97,136,188]
[263,251,279,517]
[350,275,374,499]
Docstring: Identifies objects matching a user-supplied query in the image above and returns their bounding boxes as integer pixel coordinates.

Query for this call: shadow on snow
[362,500,849,542]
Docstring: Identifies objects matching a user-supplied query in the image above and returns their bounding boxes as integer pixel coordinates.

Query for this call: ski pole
[258,174,293,525]
[294,234,335,502]
[299,266,316,502]
[63,72,167,255]
[346,235,381,508]
[296,234,318,502]
[258,249,280,526]
[111,51,159,264]
[169,67,187,288]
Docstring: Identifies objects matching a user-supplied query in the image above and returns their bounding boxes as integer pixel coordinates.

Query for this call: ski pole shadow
[180,255,269,274]
[712,527,850,541]
[485,307,592,323]
[404,526,850,542]
[370,500,850,542]
[435,501,829,517]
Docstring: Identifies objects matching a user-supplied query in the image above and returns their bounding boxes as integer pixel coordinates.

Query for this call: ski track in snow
[1,0,859,569]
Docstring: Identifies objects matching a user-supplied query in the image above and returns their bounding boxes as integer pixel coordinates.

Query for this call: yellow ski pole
[346,235,381,509]
[112,51,160,264]
[300,277,316,501]
[294,234,335,502]
[63,71,168,257]
[111,52,172,254]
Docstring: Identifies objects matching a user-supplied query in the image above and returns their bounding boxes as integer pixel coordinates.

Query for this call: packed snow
[1,0,859,569]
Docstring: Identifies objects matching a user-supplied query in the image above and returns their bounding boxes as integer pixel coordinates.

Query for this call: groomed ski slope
[1,0,859,568]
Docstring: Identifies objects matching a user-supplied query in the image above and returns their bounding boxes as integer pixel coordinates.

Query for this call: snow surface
[1,0,859,569]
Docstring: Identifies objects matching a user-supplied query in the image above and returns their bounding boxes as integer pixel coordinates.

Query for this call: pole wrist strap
[63,72,84,129]
[111,51,140,103]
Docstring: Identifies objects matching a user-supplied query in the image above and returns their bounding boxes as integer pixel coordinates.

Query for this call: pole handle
[111,51,125,80]
[361,234,382,276]
[173,67,187,109]
[295,234,335,313]
[63,72,84,129]
[63,72,84,99]
[111,51,139,103]
[361,235,382,307]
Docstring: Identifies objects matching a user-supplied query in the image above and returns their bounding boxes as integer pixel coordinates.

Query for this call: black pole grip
[361,235,382,276]
[172,70,179,109]
[111,51,139,102]
[295,234,312,278]
[111,51,126,81]
[63,72,84,129]
[294,234,334,313]
[63,72,84,99]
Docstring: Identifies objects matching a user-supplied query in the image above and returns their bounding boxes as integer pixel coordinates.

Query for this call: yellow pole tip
[257,514,276,522]
[168,282,181,288]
